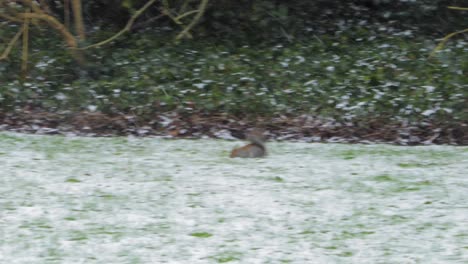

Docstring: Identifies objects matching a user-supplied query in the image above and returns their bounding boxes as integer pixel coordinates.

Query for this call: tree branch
[429,28,468,58]
[0,28,24,60]
[21,10,30,76]
[72,0,86,41]
[80,0,158,49]
[16,12,85,65]
[17,12,78,49]
[175,0,209,41]
[447,6,468,11]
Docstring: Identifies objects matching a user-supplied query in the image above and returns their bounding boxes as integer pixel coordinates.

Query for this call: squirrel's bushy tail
[230,129,267,158]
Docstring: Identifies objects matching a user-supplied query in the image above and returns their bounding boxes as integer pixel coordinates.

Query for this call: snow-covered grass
[1,132,467,263]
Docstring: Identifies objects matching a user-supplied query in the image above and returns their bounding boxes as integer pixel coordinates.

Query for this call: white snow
[193,83,208,89]
[0,132,467,263]
[87,105,97,112]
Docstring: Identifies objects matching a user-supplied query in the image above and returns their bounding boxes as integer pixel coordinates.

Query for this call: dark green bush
[0,0,466,126]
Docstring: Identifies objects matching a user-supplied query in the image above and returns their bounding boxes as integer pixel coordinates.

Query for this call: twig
[175,0,209,41]
[176,10,199,20]
[131,13,165,31]
[16,12,85,65]
[0,28,24,60]
[17,12,78,48]
[447,6,468,11]
[21,10,30,77]
[429,6,468,58]
[0,13,24,23]
[161,7,183,25]
[429,28,468,58]
[161,6,193,38]
[80,0,158,49]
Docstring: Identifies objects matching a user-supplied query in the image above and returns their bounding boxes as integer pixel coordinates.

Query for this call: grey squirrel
[230,129,266,158]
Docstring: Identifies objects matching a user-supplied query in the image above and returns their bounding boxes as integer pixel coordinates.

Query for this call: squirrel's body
[230,130,266,158]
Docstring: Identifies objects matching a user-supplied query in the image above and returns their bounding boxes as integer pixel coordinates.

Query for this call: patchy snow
[193,83,208,89]
[1,132,467,263]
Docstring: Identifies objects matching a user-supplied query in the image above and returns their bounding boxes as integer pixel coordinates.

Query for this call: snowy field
[1,132,467,263]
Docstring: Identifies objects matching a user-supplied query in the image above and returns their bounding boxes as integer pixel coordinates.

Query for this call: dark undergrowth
[0,1,466,144]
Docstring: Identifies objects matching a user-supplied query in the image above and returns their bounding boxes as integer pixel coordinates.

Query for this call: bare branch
[160,0,195,38]
[0,3,24,23]
[0,28,24,60]
[21,9,30,77]
[80,0,158,49]
[429,28,468,58]
[72,0,86,41]
[131,13,165,31]
[64,0,70,29]
[0,12,24,23]
[175,0,209,41]
[176,10,199,20]
[447,6,468,11]
[17,12,78,48]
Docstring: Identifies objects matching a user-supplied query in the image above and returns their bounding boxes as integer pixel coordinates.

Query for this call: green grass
[190,232,213,238]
